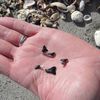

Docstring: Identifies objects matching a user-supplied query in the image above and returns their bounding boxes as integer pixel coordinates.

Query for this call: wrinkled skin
[0,17,100,100]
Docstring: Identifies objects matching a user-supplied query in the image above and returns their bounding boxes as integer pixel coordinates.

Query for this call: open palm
[0,17,100,100]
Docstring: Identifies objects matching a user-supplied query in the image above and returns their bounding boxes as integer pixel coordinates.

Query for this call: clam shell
[50,2,67,10]
[79,0,85,11]
[71,11,83,22]
[23,0,35,9]
[50,12,60,22]
[94,30,100,47]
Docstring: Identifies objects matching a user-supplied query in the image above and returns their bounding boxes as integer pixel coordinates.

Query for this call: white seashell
[83,14,92,22]
[23,0,35,9]
[79,0,85,11]
[50,2,67,10]
[94,30,100,47]
[71,11,83,22]
[67,4,76,13]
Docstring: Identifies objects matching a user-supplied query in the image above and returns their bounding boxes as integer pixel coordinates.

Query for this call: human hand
[0,17,100,100]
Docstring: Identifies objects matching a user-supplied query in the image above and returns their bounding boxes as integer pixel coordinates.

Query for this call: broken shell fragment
[50,2,67,10]
[45,19,53,27]
[67,4,76,13]
[23,0,35,9]
[71,10,83,23]
[79,0,85,11]
[17,13,26,20]
[94,30,100,47]
[52,22,58,28]
[50,12,60,22]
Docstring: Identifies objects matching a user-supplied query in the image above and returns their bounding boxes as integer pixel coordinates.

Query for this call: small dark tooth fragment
[45,66,56,75]
[46,52,56,58]
[42,45,56,58]
[35,65,41,70]
[42,45,48,53]
[60,58,69,66]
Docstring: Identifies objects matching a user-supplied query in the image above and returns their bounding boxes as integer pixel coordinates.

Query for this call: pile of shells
[0,0,92,28]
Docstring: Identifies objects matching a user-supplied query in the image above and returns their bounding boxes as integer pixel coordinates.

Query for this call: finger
[0,25,24,46]
[0,39,17,58]
[0,54,11,76]
[0,17,42,36]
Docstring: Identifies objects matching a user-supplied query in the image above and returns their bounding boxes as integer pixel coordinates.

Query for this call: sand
[0,1,100,100]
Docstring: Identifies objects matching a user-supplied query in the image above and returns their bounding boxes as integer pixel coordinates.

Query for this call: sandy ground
[0,1,100,100]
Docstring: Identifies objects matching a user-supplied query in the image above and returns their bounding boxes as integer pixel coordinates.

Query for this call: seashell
[94,30,100,47]
[67,4,76,13]
[52,22,58,28]
[83,14,92,22]
[17,9,29,20]
[6,8,11,16]
[50,2,67,10]
[40,23,47,27]
[79,0,85,11]
[45,19,53,27]
[50,12,60,22]
[71,10,83,23]
[23,0,35,9]
[17,13,26,20]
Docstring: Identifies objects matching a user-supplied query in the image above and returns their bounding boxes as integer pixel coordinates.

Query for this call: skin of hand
[0,17,100,100]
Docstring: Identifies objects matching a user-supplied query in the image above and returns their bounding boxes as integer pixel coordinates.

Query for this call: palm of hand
[0,17,100,100]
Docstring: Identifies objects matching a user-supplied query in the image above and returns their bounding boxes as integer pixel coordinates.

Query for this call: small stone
[94,30,100,47]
